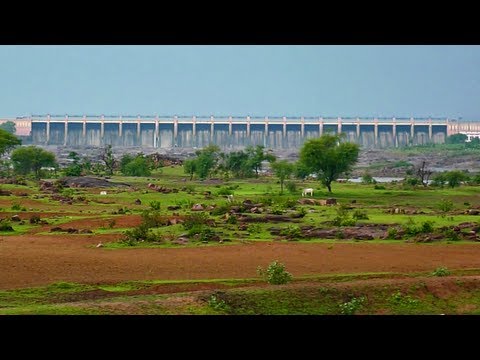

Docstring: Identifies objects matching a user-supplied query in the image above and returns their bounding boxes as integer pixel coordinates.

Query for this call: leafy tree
[271,160,294,194]
[294,161,311,180]
[444,170,469,188]
[120,155,151,177]
[11,146,57,179]
[446,133,467,144]
[223,150,252,178]
[101,145,116,175]
[431,173,446,187]
[184,158,198,181]
[299,134,359,193]
[0,128,21,156]
[64,151,83,176]
[188,145,221,180]
[0,121,16,134]
[245,145,276,177]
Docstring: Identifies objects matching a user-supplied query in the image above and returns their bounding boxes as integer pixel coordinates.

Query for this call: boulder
[191,204,205,211]
[134,199,142,205]
[11,215,21,222]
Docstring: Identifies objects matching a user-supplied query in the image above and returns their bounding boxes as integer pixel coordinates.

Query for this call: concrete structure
[2,115,478,149]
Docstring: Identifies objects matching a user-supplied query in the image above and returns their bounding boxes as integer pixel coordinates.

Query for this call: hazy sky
[0,45,479,119]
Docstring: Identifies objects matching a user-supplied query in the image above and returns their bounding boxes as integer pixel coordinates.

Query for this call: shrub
[122,224,160,244]
[149,201,161,211]
[361,173,375,184]
[226,215,237,224]
[280,225,302,240]
[0,220,14,232]
[217,187,233,196]
[141,210,164,228]
[247,223,262,235]
[333,204,356,226]
[11,203,22,211]
[352,210,369,220]
[373,184,386,190]
[443,228,460,242]
[182,212,209,230]
[29,215,41,224]
[432,267,451,277]
[257,260,293,285]
[404,177,420,186]
[438,199,454,213]
[208,294,228,312]
[420,221,434,234]
[387,227,398,240]
[108,219,116,229]
[339,296,366,315]
[285,181,297,194]
[210,204,230,216]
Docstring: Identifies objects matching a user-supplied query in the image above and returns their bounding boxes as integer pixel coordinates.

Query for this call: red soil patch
[2,235,480,290]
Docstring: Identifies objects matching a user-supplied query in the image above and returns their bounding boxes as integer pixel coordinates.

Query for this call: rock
[167,205,181,211]
[79,229,93,234]
[148,183,157,189]
[326,198,337,205]
[191,204,205,211]
[134,199,142,205]
[297,198,317,205]
[206,205,216,211]
[11,215,21,222]
[96,243,104,248]
[468,209,480,215]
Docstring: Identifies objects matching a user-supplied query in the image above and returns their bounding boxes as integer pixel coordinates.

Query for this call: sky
[0,45,479,119]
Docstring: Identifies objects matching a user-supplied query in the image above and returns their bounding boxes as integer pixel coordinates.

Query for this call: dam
[3,115,480,149]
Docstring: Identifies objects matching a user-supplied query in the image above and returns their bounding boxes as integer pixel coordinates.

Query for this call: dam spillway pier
[3,115,479,149]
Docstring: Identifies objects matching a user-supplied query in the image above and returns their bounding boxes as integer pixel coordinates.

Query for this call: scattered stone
[11,215,21,222]
[167,205,181,211]
[191,204,205,211]
[134,199,142,205]
[96,242,104,248]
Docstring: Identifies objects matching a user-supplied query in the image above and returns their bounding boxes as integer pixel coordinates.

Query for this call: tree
[183,158,197,181]
[271,160,294,194]
[416,161,432,187]
[64,151,83,176]
[299,134,359,193]
[245,145,276,177]
[0,128,21,157]
[444,170,469,188]
[101,145,116,175]
[120,154,151,177]
[446,133,467,144]
[182,145,220,180]
[0,121,16,134]
[11,146,57,179]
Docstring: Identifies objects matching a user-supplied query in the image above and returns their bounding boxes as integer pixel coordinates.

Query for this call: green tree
[101,145,116,175]
[223,150,252,178]
[11,146,57,179]
[271,160,294,194]
[184,158,198,181]
[0,121,16,134]
[245,145,276,177]
[444,170,469,188]
[194,145,221,180]
[64,151,83,176]
[431,173,446,187]
[120,155,151,177]
[0,128,21,156]
[446,133,467,144]
[299,134,359,193]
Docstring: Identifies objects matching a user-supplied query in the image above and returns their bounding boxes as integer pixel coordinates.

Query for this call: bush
[226,215,237,224]
[280,225,302,240]
[217,187,233,196]
[285,181,297,194]
[443,228,460,242]
[333,204,356,226]
[122,224,160,244]
[11,203,22,211]
[352,210,369,220]
[182,212,209,230]
[420,221,434,234]
[149,201,161,211]
[373,184,386,190]
[404,177,420,186]
[0,220,14,232]
[387,227,398,240]
[339,296,366,315]
[210,204,230,216]
[141,210,164,228]
[29,215,41,224]
[257,260,293,285]
[361,173,375,185]
[432,267,451,277]
[247,223,262,235]
[438,199,454,213]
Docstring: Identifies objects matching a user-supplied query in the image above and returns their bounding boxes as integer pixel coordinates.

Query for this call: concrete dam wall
[7,115,480,149]
[25,116,458,149]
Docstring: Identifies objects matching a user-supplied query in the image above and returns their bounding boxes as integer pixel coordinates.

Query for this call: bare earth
[2,230,480,290]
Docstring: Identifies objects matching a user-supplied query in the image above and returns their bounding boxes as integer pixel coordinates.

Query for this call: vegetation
[299,133,360,192]
[11,146,57,179]
[257,260,293,285]
[270,160,294,194]
[0,121,16,134]
[0,128,21,156]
